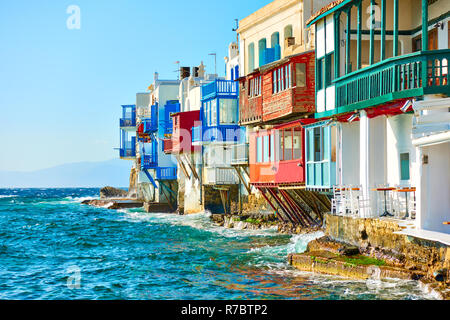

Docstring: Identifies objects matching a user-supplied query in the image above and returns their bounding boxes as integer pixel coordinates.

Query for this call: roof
[306,0,348,27]
[237,0,300,34]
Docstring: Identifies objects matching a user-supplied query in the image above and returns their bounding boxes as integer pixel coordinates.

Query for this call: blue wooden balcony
[201,80,238,101]
[120,105,136,128]
[156,167,177,181]
[329,50,450,117]
[141,154,157,170]
[120,147,136,159]
[143,117,157,133]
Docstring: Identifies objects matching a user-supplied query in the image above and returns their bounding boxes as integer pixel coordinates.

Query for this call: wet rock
[100,186,128,199]
[338,246,360,256]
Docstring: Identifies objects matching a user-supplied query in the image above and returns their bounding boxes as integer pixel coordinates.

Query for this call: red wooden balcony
[163,138,174,154]
[239,51,316,126]
[170,110,200,154]
[249,119,315,186]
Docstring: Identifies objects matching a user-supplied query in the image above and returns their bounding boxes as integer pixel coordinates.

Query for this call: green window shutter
[400,153,410,180]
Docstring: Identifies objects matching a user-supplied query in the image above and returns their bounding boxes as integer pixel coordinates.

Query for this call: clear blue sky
[0,0,271,172]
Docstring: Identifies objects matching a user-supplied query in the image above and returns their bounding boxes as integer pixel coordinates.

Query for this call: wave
[0,195,18,199]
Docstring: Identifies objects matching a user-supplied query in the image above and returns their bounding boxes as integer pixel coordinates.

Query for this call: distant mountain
[0,159,133,188]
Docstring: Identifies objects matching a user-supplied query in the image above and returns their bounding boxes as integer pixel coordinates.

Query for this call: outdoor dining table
[395,187,416,219]
[372,187,397,217]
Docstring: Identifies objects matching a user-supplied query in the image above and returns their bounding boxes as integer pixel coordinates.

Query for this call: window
[263,135,269,163]
[296,63,306,87]
[273,64,293,94]
[271,32,280,48]
[317,58,325,91]
[313,127,323,162]
[248,43,255,72]
[400,153,410,181]
[284,25,293,39]
[258,38,267,68]
[270,134,275,162]
[293,128,302,160]
[249,76,261,97]
[283,129,293,161]
[219,99,237,124]
[211,99,217,126]
[326,53,335,86]
[256,137,263,163]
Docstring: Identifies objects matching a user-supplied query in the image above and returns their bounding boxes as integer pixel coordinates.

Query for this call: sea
[0,188,437,300]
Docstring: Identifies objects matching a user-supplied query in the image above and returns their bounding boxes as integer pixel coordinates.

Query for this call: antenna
[208,53,217,76]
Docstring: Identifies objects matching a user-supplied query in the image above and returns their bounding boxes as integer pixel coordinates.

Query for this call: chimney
[192,66,199,78]
[180,67,190,80]
[154,72,159,82]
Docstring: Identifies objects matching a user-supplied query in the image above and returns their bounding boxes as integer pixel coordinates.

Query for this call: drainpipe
[360,110,370,217]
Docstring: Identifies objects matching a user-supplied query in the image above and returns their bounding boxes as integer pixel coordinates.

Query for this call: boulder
[100,186,128,199]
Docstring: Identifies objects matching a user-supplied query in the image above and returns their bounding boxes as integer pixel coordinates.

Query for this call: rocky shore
[82,186,143,210]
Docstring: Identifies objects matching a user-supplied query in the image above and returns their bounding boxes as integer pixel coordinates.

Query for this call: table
[372,187,396,217]
[395,188,416,219]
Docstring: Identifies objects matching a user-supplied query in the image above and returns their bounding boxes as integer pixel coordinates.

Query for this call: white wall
[419,142,450,234]
[386,114,417,187]
[340,122,360,186]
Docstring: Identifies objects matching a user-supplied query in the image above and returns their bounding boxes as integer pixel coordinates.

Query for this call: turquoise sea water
[0,188,436,300]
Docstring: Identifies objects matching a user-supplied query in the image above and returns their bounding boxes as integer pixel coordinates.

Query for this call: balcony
[163,138,174,154]
[201,80,238,101]
[143,118,157,133]
[120,105,136,129]
[231,143,249,165]
[120,147,136,159]
[204,167,239,186]
[192,126,244,145]
[141,154,157,170]
[334,50,450,115]
[156,167,177,181]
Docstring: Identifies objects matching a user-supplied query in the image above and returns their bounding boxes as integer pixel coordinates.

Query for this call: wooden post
[393,0,399,57]
[357,2,362,70]
[346,7,352,74]
[380,0,386,61]
[422,0,428,52]
[335,11,341,78]
[369,0,375,65]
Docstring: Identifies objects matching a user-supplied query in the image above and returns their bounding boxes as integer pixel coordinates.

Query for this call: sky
[0,0,272,172]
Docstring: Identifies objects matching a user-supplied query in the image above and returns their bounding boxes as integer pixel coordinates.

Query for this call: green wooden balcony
[333,49,450,115]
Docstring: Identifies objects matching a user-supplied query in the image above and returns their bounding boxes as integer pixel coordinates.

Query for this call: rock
[434,269,447,282]
[339,246,360,256]
[100,186,128,199]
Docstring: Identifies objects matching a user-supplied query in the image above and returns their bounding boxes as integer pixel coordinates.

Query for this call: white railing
[204,167,239,185]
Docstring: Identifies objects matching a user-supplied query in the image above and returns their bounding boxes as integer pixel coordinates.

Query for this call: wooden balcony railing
[231,143,249,165]
[204,167,239,185]
[201,80,238,101]
[335,49,450,114]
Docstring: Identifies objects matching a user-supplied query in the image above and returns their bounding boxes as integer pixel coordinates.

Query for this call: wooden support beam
[160,182,175,212]
[288,190,317,226]
[183,154,199,181]
[219,189,229,215]
[176,155,190,178]
[265,187,291,223]
[279,190,308,227]
[310,191,332,211]
[234,167,251,195]
[258,187,284,222]
[269,188,298,225]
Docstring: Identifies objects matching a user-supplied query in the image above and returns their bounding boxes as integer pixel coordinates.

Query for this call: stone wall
[325,214,450,278]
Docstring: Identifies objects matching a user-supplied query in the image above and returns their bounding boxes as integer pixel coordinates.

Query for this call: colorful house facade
[306,0,449,240]
[236,0,335,226]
